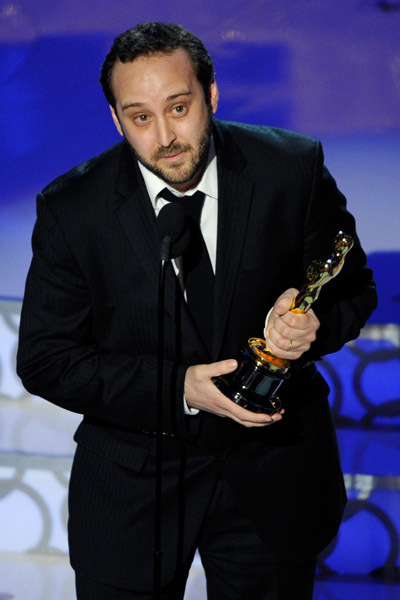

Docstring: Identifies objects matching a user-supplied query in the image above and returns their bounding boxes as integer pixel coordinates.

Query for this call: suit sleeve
[298,141,377,364]
[17,193,189,438]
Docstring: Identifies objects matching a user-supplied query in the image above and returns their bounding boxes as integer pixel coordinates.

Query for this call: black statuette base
[213,348,288,414]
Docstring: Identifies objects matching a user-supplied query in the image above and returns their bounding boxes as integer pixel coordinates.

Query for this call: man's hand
[184,359,284,427]
[265,288,320,360]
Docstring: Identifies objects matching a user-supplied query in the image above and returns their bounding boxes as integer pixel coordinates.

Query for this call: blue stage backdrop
[1,1,400,299]
[1,0,399,585]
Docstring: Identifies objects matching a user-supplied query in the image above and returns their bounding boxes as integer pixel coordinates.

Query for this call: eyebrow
[121,91,193,111]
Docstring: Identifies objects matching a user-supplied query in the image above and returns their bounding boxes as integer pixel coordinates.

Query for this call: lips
[154,143,190,161]
[162,152,184,163]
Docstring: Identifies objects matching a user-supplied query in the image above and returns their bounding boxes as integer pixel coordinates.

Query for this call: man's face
[110,49,218,193]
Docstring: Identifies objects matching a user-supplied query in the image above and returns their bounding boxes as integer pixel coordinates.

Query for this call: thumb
[208,358,238,378]
[274,287,299,315]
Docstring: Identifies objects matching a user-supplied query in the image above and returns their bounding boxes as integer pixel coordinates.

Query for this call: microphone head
[157,203,191,258]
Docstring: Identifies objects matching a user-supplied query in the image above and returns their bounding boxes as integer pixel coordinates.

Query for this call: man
[17,22,377,599]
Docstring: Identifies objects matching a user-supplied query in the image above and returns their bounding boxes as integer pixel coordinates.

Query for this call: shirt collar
[137,137,218,209]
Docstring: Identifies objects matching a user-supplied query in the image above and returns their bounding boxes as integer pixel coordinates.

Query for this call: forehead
[111,49,199,106]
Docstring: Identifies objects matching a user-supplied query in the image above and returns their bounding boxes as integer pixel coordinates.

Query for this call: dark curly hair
[100,22,215,108]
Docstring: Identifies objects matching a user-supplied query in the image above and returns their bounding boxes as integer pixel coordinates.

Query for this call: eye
[134,114,149,125]
[173,104,187,116]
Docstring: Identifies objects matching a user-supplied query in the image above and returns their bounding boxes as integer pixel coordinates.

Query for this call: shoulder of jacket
[41,141,126,200]
[214,118,320,156]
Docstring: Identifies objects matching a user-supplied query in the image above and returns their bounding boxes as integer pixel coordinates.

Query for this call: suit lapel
[114,147,160,287]
[212,122,254,359]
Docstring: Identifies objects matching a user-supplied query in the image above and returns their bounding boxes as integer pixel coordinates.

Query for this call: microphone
[157,202,190,260]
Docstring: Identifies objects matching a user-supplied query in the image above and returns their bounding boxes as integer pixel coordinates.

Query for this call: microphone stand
[154,236,171,599]
[153,203,188,599]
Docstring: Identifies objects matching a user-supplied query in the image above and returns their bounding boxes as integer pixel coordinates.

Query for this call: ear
[209,80,219,114]
[109,106,124,137]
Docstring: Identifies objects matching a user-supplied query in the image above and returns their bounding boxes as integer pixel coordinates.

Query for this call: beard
[127,109,213,188]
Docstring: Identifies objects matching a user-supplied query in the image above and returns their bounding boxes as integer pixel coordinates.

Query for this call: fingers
[266,329,312,360]
[184,361,284,428]
[266,287,320,360]
[212,389,285,428]
[265,288,299,339]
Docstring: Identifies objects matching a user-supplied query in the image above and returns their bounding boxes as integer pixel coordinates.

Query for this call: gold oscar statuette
[213,231,354,413]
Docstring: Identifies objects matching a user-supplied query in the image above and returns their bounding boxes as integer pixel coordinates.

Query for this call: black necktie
[159,188,214,351]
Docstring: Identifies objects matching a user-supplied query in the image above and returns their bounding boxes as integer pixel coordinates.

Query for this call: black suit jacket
[17,120,377,589]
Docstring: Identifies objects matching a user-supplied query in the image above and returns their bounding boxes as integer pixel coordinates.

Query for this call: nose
[156,117,176,148]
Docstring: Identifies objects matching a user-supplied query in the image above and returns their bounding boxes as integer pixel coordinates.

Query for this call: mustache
[153,143,191,160]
